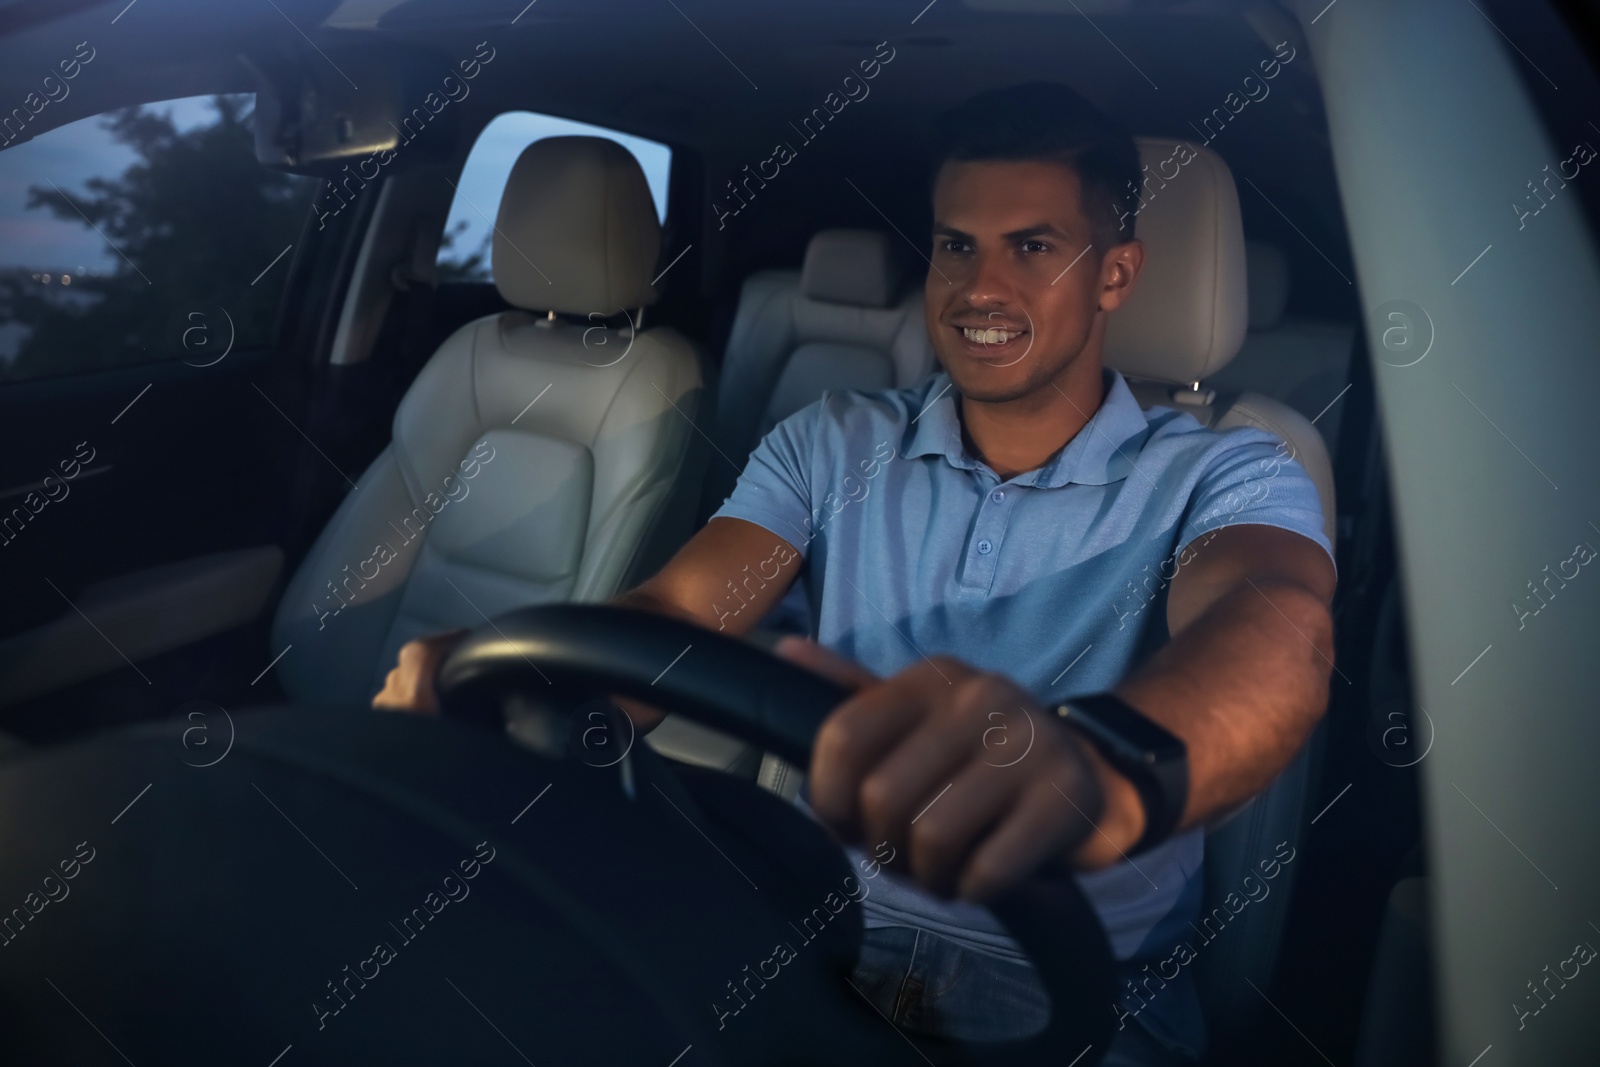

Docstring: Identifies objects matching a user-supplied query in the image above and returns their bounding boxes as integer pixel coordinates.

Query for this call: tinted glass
[0,93,318,383]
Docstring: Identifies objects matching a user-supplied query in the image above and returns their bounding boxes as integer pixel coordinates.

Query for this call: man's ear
[1097,239,1144,313]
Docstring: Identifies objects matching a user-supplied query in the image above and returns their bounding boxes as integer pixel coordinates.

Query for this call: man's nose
[963,248,1017,308]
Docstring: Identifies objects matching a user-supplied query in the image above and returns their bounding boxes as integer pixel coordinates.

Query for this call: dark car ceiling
[1,0,1353,313]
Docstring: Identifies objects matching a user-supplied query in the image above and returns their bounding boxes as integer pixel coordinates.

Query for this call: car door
[0,80,341,740]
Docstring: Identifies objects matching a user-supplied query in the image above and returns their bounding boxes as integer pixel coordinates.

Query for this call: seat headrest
[1102,137,1248,385]
[1245,240,1290,331]
[492,135,661,314]
[800,229,903,308]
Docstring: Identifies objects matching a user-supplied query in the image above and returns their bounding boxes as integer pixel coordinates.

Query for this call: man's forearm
[608,585,702,625]
[1093,576,1334,854]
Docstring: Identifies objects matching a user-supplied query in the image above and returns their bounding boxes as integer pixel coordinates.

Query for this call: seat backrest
[1105,138,1337,546]
[272,136,706,705]
[1103,137,1337,1046]
[698,229,934,521]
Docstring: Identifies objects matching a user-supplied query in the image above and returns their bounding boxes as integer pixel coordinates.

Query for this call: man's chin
[940,357,1041,404]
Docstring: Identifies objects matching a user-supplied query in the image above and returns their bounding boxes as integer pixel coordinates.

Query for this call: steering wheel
[0,605,1116,1066]
[437,603,1120,1066]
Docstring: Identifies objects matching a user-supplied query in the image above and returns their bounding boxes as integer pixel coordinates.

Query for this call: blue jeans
[849,925,1201,1066]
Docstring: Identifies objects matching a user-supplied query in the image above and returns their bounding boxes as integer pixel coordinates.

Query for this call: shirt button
[990,489,1005,503]
[977,539,993,554]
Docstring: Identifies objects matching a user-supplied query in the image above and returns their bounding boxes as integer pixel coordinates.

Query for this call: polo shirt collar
[901,367,1150,488]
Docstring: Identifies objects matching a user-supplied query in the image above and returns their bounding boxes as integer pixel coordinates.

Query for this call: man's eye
[938,239,969,254]
[1023,240,1051,253]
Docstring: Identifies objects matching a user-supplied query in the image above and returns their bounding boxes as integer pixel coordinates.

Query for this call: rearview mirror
[243,47,443,173]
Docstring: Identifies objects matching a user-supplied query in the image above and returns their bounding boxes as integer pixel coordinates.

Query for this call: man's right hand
[371,628,670,734]
[372,518,804,721]
[372,628,470,713]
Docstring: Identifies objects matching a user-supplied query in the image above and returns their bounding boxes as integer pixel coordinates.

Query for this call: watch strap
[1055,693,1188,856]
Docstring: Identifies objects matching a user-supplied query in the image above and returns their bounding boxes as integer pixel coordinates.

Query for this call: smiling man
[376,82,1336,1065]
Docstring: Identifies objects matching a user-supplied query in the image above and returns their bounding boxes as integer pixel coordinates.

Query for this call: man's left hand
[774,637,1145,903]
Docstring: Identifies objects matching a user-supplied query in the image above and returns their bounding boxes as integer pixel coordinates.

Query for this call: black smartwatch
[1053,693,1189,856]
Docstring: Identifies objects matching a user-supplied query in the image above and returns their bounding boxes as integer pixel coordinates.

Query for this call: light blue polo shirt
[711,365,1331,1049]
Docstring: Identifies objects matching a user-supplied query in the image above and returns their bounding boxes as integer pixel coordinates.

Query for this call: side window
[0,93,318,384]
[437,112,671,284]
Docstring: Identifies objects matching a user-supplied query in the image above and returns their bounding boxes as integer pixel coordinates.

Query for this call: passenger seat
[271,135,707,705]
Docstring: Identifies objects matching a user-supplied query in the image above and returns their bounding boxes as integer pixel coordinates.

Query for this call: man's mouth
[954,323,1029,354]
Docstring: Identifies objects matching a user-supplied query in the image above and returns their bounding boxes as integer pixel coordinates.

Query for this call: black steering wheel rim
[437,603,1120,1066]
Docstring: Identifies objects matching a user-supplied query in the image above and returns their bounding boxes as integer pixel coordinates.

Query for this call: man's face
[926,158,1140,404]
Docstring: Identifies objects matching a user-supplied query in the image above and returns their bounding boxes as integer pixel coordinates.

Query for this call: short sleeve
[1177,432,1335,570]
[709,400,821,558]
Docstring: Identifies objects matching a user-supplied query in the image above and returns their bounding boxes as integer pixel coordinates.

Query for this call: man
[376,82,1336,1065]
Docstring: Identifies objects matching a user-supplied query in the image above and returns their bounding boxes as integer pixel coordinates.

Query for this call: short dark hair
[928,82,1142,251]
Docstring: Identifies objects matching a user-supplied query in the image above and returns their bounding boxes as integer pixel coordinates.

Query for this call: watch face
[1066,695,1186,763]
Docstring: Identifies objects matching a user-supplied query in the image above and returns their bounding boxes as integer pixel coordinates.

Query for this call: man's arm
[372,517,805,716]
[1079,522,1338,866]
[788,520,1337,901]
[612,517,803,635]
[603,517,806,731]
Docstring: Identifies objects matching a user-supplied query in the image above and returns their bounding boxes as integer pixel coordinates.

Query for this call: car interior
[2,0,1598,1064]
